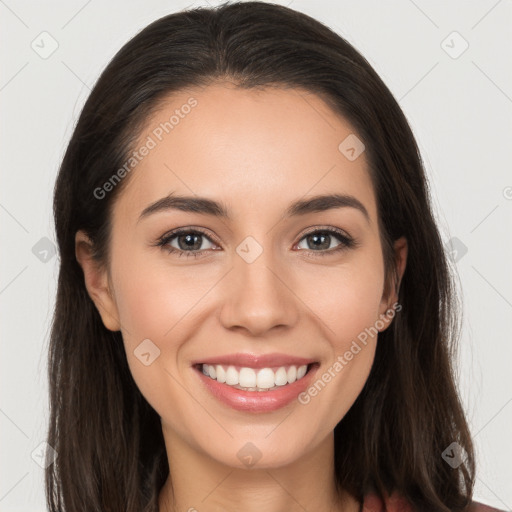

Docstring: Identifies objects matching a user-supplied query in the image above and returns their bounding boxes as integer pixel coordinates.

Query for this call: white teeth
[216,365,226,383]
[200,363,309,391]
[297,364,307,379]
[239,367,256,388]
[256,368,275,389]
[225,366,238,385]
[287,366,297,384]
[275,367,288,386]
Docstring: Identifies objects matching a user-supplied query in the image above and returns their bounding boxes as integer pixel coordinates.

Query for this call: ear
[75,230,121,332]
[377,236,407,332]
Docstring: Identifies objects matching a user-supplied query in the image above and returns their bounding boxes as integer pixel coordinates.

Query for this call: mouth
[192,359,320,413]
[193,362,317,391]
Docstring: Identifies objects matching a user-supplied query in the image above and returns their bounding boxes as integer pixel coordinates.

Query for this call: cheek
[112,272,191,415]
[108,246,222,404]
[110,240,206,340]
[297,271,382,426]
[301,258,385,346]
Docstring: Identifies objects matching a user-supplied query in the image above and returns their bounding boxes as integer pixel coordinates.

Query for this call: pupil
[180,234,201,250]
[310,233,329,250]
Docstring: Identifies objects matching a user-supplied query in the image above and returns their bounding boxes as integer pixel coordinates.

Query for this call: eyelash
[154,226,357,259]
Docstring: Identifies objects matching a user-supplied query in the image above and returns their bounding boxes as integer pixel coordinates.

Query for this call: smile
[192,355,320,413]
[200,363,309,391]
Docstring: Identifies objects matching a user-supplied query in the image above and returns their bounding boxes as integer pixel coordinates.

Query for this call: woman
[46,2,503,511]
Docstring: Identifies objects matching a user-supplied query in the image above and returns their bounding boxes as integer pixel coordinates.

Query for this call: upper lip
[192,352,317,369]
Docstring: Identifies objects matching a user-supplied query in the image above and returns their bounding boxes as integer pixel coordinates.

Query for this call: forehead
[114,82,377,224]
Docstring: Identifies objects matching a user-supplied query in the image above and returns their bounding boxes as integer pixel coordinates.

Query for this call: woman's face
[77,82,406,470]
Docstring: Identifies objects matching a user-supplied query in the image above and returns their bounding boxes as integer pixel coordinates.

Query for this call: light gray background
[1,0,511,510]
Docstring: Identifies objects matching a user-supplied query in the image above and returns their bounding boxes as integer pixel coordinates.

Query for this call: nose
[218,247,300,337]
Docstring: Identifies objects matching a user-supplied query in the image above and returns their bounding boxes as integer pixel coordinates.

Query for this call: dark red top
[362,492,505,511]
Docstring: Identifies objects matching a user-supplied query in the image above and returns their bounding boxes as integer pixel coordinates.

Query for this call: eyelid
[293,225,356,253]
[157,226,220,246]
[296,225,352,241]
[155,224,357,257]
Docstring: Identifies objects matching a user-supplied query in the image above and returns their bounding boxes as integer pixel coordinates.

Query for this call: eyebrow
[138,192,370,224]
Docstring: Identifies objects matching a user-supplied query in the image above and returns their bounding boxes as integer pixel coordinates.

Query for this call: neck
[157,426,360,512]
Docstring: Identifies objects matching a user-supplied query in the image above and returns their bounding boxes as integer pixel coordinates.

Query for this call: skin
[76,82,407,512]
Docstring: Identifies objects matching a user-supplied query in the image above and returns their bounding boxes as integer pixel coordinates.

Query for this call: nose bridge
[219,235,298,335]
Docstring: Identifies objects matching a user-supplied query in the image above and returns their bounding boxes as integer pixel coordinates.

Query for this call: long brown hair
[47,2,475,510]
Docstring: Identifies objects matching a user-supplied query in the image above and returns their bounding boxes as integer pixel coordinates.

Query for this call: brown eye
[157,229,217,258]
[296,228,355,255]
[174,232,206,251]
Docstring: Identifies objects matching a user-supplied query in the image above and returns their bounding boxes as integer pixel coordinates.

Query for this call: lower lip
[194,364,319,413]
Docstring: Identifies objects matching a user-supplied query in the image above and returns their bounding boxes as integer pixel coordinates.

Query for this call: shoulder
[363,493,506,512]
